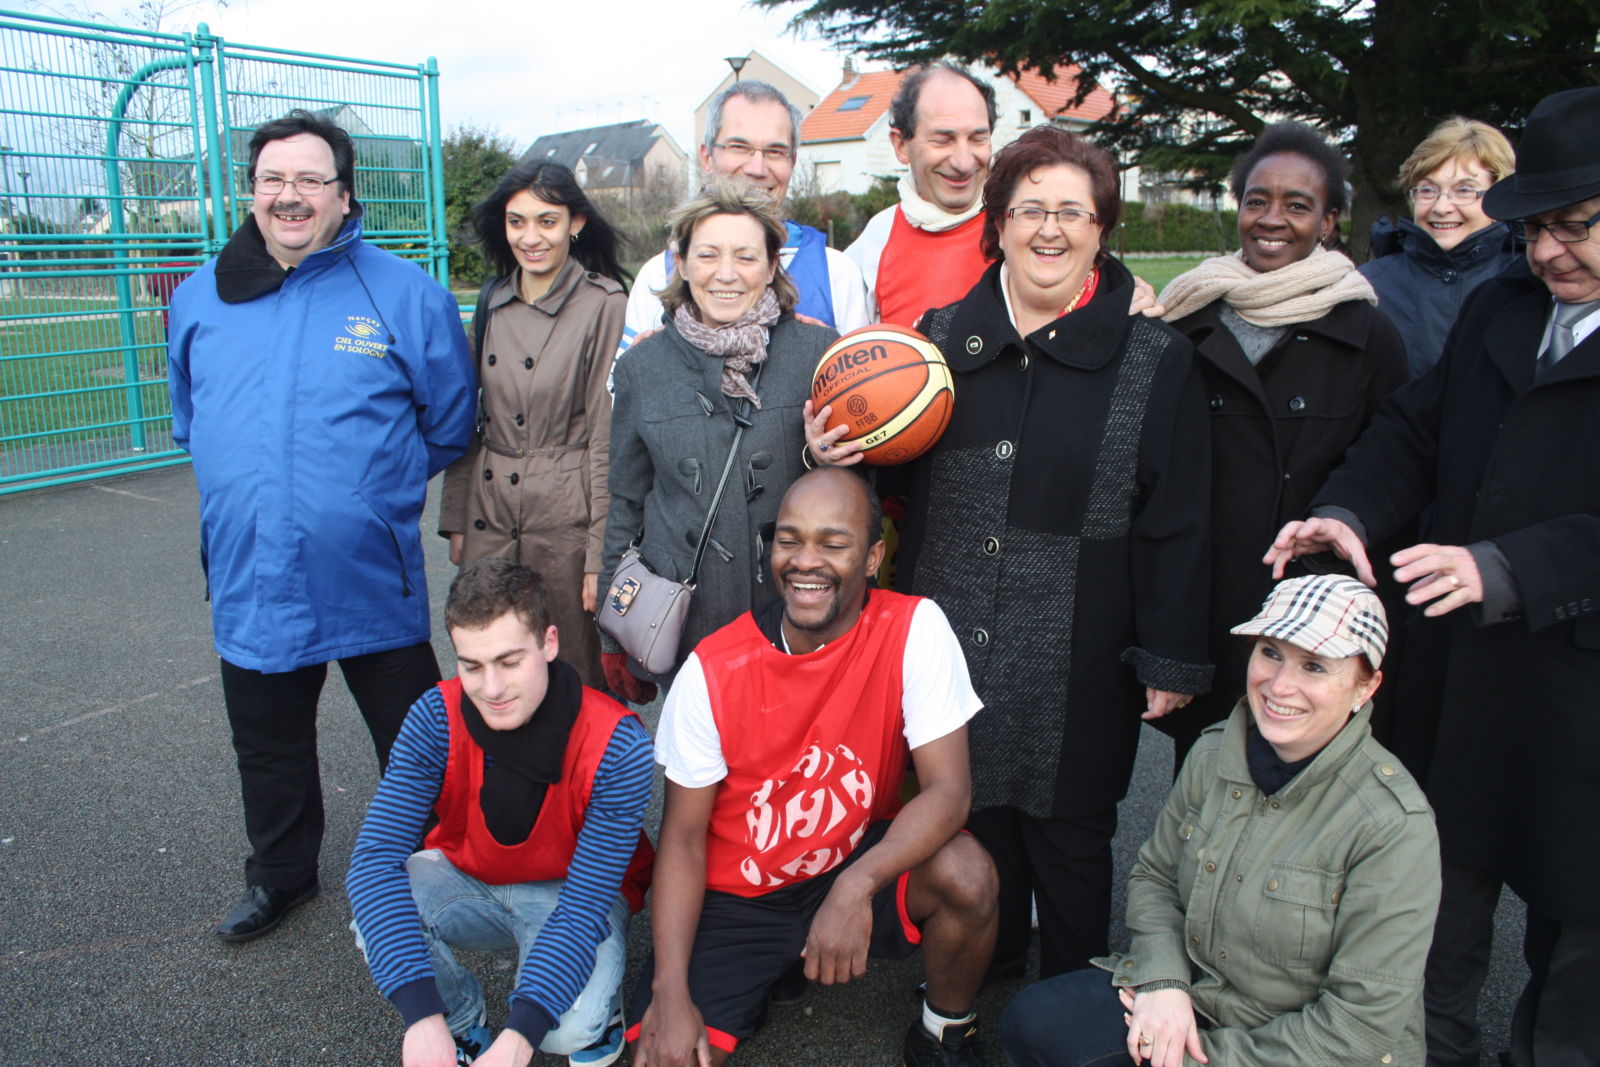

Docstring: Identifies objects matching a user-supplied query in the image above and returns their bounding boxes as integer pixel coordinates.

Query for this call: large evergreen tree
[442,124,517,289]
[766,0,1600,251]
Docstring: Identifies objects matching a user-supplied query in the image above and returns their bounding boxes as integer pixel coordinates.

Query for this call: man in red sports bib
[628,468,998,1067]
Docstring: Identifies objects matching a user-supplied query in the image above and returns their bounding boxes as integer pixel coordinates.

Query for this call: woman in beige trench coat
[439,161,630,687]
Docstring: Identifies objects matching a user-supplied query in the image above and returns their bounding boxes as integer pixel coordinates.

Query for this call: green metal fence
[0,9,448,494]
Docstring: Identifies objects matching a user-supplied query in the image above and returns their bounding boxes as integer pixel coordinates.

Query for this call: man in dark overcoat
[1265,86,1600,1067]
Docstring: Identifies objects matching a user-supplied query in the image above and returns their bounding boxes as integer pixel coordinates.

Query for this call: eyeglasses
[1407,184,1487,205]
[1519,209,1600,244]
[1004,206,1099,231]
[251,175,337,196]
[713,141,794,164]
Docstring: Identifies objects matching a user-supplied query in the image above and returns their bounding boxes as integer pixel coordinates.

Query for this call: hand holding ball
[809,325,953,466]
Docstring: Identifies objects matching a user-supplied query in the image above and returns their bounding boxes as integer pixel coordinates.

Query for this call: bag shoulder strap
[686,357,767,585]
[470,275,502,358]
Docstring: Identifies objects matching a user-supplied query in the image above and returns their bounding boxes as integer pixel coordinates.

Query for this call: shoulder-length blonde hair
[657,177,798,317]
[1397,117,1516,191]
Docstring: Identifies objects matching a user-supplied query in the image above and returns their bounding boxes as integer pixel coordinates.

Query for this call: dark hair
[471,159,631,287]
[658,177,798,316]
[445,558,553,642]
[786,467,884,546]
[248,108,356,193]
[889,62,999,139]
[1228,121,1350,216]
[980,126,1121,264]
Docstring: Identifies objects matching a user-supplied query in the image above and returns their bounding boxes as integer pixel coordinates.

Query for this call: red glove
[602,651,658,705]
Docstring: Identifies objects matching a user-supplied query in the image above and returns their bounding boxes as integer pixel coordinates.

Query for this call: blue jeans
[1002,967,1154,1067]
[405,848,629,1055]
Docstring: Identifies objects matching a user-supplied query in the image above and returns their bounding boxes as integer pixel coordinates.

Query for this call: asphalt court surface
[0,465,1525,1064]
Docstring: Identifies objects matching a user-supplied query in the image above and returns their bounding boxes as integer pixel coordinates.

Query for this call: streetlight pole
[18,168,31,225]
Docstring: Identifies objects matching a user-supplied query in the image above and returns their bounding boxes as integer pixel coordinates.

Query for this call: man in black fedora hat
[1263,84,1600,1066]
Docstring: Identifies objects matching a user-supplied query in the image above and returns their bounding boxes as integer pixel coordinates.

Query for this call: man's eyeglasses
[1004,206,1099,231]
[713,141,793,164]
[251,175,337,196]
[1519,209,1600,244]
[1408,184,1487,205]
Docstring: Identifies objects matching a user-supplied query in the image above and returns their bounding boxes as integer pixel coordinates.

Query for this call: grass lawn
[0,304,173,457]
[1120,254,1209,292]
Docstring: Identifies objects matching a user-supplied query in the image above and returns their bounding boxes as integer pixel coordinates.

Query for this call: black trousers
[967,804,1118,980]
[219,641,440,888]
[1424,859,1600,1067]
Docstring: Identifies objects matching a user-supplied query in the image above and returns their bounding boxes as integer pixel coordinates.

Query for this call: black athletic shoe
[903,1016,983,1066]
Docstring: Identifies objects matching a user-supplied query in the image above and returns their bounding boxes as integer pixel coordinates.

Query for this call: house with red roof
[797,59,1116,194]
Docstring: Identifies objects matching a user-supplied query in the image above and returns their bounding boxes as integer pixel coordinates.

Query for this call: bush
[1114,201,1238,255]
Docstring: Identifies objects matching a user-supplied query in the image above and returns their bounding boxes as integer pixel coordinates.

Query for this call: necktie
[1537,301,1598,379]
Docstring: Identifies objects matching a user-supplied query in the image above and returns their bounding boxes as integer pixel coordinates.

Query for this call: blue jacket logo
[336,315,390,357]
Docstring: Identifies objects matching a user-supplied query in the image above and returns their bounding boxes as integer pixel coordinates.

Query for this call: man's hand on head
[802,866,874,985]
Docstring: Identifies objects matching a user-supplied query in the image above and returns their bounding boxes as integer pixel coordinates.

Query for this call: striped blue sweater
[347,686,653,1045]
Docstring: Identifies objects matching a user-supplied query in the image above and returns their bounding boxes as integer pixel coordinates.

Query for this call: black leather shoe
[214,882,319,943]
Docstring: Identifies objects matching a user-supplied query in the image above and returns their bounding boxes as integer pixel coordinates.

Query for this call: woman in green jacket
[1002,574,1441,1066]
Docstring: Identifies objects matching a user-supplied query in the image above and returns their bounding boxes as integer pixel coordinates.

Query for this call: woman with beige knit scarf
[1152,122,1410,772]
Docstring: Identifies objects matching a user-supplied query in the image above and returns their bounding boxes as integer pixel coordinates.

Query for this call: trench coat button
[1270,800,1281,809]
[1380,764,1395,776]
[1205,861,1216,872]
[1442,270,1457,283]
[982,536,1000,556]
[1288,396,1307,413]
[486,353,497,366]
[1382,1056,1393,1064]
[510,527,520,539]
[523,357,534,369]
[1236,874,1244,882]
[1181,824,1193,837]
[508,473,520,486]
[515,413,525,426]
[587,271,598,279]
[966,335,983,355]
[1570,602,1581,616]
[1231,788,1242,799]
[972,628,990,646]
[1267,878,1279,891]
[1331,890,1342,904]
[995,440,1014,460]
[473,519,486,530]
[1210,395,1224,410]
[483,468,492,481]
[1218,950,1228,960]
[1019,353,1029,370]
[1191,935,1200,945]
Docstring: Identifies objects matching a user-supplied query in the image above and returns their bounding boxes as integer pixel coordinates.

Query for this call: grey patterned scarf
[672,287,781,409]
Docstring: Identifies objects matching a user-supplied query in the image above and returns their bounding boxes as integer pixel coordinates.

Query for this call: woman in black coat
[1155,123,1409,770]
[882,126,1212,979]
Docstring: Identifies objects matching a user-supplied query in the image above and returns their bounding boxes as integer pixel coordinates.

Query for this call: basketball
[810,324,954,466]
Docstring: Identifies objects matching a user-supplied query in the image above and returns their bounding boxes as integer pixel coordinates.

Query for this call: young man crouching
[349,559,654,1066]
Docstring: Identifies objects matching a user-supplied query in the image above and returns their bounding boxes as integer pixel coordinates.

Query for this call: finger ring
[1448,573,1461,589]
[1139,1036,1153,1046]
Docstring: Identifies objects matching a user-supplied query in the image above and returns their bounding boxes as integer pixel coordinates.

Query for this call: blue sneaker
[569,1011,625,1067]
[454,1024,493,1065]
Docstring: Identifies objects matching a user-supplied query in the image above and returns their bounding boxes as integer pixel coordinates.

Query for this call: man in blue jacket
[167,109,476,942]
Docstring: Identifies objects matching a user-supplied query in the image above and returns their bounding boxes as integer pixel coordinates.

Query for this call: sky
[16,0,869,155]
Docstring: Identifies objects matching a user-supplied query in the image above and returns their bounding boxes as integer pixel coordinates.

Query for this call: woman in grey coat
[599,179,836,701]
